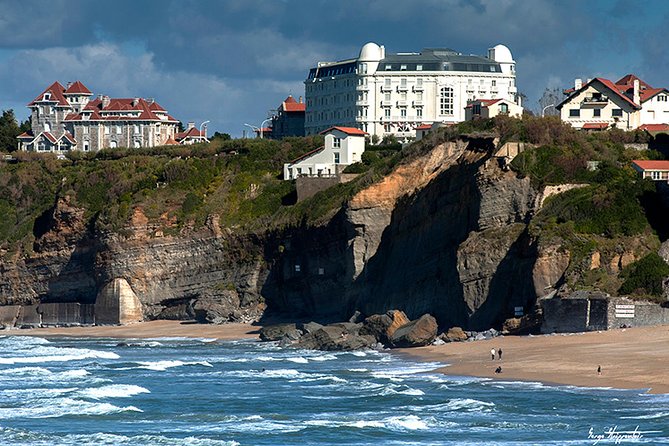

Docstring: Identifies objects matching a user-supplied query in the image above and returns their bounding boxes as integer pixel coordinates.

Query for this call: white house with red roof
[631,160,669,181]
[18,81,183,152]
[557,75,669,131]
[465,98,523,120]
[283,126,366,180]
[175,122,209,144]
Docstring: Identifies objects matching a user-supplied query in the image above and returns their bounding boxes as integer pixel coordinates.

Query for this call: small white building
[631,160,669,181]
[465,98,523,120]
[283,126,366,180]
[558,75,669,131]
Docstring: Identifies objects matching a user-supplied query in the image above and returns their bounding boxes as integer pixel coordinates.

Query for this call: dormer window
[43,93,51,101]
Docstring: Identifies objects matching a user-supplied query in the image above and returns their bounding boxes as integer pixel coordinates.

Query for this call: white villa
[558,75,669,130]
[304,42,520,140]
[465,98,523,120]
[283,126,366,180]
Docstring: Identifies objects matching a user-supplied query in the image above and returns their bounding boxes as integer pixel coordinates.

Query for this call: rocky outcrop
[444,326,468,342]
[259,323,302,342]
[359,310,410,345]
[390,314,438,347]
[296,324,377,351]
[532,244,570,298]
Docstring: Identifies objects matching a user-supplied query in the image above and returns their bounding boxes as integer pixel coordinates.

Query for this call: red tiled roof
[28,81,70,107]
[283,101,306,112]
[320,126,367,136]
[289,146,325,164]
[284,95,297,104]
[65,97,177,122]
[163,136,179,145]
[582,122,609,129]
[595,78,640,109]
[415,124,432,130]
[175,127,205,141]
[17,131,34,139]
[60,132,76,144]
[63,80,91,95]
[638,124,669,132]
[632,160,669,171]
[615,74,652,90]
[465,98,504,109]
[42,132,57,143]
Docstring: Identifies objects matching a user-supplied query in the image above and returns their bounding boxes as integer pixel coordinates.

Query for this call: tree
[211,131,231,141]
[0,109,22,152]
[538,87,562,117]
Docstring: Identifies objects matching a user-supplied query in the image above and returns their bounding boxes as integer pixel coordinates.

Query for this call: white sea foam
[133,360,213,371]
[442,398,495,412]
[620,411,669,419]
[0,397,142,419]
[286,356,309,364]
[350,351,368,357]
[0,346,119,365]
[79,384,151,399]
[309,354,337,361]
[385,415,429,430]
[379,385,425,396]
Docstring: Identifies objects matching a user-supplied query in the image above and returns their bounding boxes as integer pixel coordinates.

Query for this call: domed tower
[488,44,515,75]
[358,42,385,75]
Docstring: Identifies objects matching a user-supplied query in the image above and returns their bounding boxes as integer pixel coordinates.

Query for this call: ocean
[0,335,667,446]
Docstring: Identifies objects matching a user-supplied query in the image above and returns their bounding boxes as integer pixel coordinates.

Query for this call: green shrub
[619,253,669,296]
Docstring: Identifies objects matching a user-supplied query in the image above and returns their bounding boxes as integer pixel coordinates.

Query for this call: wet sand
[5,320,260,341]
[398,325,669,394]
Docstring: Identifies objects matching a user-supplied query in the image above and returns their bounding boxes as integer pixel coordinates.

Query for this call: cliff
[1,123,665,331]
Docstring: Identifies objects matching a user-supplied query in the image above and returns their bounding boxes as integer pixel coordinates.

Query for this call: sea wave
[131,360,213,371]
[0,397,142,419]
[79,384,151,399]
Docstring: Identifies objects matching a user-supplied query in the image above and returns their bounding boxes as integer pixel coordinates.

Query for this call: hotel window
[416,64,423,71]
[612,108,623,117]
[593,109,601,117]
[417,108,423,118]
[439,86,454,115]
[134,124,140,134]
[659,95,667,102]
[416,78,423,87]
[400,108,407,118]
[83,126,89,134]
[385,78,391,87]
[385,65,392,70]
[333,137,341,148]
[400,92,407,101]
[385,108,391,118]
[400,64,407,71]
[500,103,509,113]
[569,109,580,117]
[105,125,110,134]
[652,171,661,180]
[384,124,391,132]
[384,92,391,101]
[400,78,407,87]
[492,80,496,87]
[334,152,340,163]
[416,92,423,101]
[116,125,122,134]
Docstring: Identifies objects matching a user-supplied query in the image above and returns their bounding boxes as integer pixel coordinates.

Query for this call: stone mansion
[18,81,181,152]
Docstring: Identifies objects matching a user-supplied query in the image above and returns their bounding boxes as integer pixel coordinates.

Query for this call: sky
[1,0,668,136]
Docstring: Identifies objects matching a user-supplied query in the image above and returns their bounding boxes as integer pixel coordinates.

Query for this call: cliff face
[265,137,546,330]
[0,137,563,330]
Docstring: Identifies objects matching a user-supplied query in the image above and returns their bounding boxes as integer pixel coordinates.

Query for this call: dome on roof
[359,42,382,61]
[489,44,513,63]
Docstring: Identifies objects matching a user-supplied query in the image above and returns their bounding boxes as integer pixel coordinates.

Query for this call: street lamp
[199,120,210,142]
[542,104,556,117]
[243,123,259,139]
[259,118,272,139]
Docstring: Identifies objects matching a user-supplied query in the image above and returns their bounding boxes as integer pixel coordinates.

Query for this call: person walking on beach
[491,348,496,360]
[597,365,601,376]
[498,348,503,360]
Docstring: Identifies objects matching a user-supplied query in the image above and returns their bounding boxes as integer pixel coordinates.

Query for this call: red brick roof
[638,124,669,132]
[163,135,180,145]
[465,98,504,108]
[560,74,668,110]
[63,81,91,95]
[582,122,609,129]
[632,160,669,170]
[281,95,305,113]
[17,131,34,139]
[65,97,176,122]
[42,132,57,143]
[28,81,70,107]
[595,78,640,109]
[320,126,367,136]
[415,124,432,130]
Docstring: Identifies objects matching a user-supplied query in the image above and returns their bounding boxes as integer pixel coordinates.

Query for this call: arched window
[440,87,454,115]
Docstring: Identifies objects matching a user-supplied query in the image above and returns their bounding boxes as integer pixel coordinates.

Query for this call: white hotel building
[304,42,519,139]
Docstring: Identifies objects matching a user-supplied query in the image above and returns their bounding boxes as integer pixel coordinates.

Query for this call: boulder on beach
[259,323,302,342]
[390,314,438,347]
[360,310,410,345]
[296,324,376,351]
[444,326,468,342]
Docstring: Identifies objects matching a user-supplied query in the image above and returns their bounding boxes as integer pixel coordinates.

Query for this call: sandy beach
[399,324,669,394]
[4,320,260,341]
[5,320,669,394]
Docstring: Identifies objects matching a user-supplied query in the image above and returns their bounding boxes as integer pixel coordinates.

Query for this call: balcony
[381,100,393,107]
[397,84,408,92]
[397,100,408,107]
[412,85,424,92]
[356,83,369,91]
[356,100,368,106]
[413,100,424,107]
[381,85,393,92]
[582,95,609,106]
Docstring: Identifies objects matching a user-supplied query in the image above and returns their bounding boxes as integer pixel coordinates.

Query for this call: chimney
[102,95,111,108]
[67,82,72,89]
[187,122,195,129]
[299,96,303,103]
[132,97,140,107]
[633,79,640,104]
[574,78,583,90]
